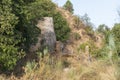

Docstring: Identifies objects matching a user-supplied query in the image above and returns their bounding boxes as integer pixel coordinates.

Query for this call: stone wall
[36,17,56,53]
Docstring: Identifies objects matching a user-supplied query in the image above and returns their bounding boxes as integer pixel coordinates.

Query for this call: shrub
[73,32,81,40]
[93,34,118,60]
[92,46,108,58]
[78,41,99,57]
[78,43,88,53]
[23,24,41,50]
[53,12,71,42]
[112,23,120,55]
[25,60,37,73]
[97,24,110,44]
[73,15,81,29]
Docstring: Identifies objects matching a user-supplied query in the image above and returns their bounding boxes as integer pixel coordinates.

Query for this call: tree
[97,24,110,43]
[81,14,94,36]
[63,0,74,14]
[97,24,110,33]
[81,13,92,27]
[97,24,106,33]
[0,0,24,70]
[53,12,70,42]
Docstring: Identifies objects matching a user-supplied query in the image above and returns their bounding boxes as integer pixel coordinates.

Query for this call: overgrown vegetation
[53,12,70,42]
[97,24,110,43]
[0,0,70,71]
[0,0,120,80]
[112,23,120,56]
[73,32,81,40]
[81,14,94,36]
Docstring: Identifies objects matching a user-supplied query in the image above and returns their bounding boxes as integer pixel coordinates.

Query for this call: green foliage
[112,23,120,43]
[23,24,40,50]
[81,14,94,36]
[78,41,96,54]
[63,0,74,14]
[73,15,82,29]
[78,43,88,52]
[0,0,24,70]
[93,34,118,60]
[92,46,108,58]
[112,23,120,55]
[81,13,92,27]
[85,26,94,36]
[25,60,37,73]
[53,12,71,42]
[97,24,110,44]
[37,48,49,58]
[23,0,55,21]
[108,34,116,52]
[88,42,97,55]
[97,24,109,33]
[73,32,81,40]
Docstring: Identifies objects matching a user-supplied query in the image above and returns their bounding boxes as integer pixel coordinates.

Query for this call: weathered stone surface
[36,17,56,53]
[55,41,74,57]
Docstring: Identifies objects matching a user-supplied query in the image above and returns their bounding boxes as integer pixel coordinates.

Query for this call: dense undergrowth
[0,50,120,80]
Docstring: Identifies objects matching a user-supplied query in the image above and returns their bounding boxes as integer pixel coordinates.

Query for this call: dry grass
[0,54,119,80]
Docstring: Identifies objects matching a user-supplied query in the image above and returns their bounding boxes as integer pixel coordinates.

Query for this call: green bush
[78,41,94,51]
[97,24,110,44]
[112,23,120,55]
[25,60,37,73]
[92,46,108,58]
[73,32,81,40]
[78,41,99,57]
[23,24,41,50]
[23,0,55,21]
[78,43,88,52]
[0,0,24,70]
[93,34,118,60]
[73,15,81,29]
[53,12,71,42]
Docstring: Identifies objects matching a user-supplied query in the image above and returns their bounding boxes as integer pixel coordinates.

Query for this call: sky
[52,0,120,28]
